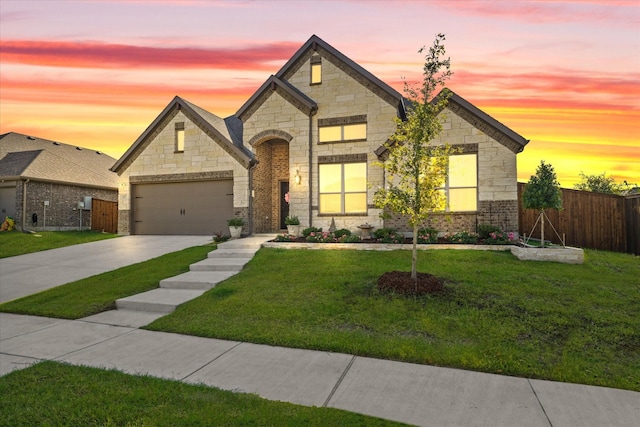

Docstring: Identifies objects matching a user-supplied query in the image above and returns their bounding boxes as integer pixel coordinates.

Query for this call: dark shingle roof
[0,133,118,189]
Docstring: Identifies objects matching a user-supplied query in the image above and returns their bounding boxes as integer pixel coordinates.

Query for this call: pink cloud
[0,39,299,69]
[430,0,638,25]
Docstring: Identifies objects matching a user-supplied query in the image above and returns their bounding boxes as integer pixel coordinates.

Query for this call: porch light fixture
[294,169,301,185]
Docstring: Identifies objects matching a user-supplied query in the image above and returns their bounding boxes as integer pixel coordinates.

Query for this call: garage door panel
[133,180,234,235]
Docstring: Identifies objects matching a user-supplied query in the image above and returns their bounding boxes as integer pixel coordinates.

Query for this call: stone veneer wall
[243,52,398,233]
[15,181,116,231]
[117,110,250,234]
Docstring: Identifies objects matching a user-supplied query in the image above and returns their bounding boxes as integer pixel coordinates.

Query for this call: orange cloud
[0,39,299,69]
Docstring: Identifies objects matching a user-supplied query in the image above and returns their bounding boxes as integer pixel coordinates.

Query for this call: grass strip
[0,361,404,426]
[0,245,213,319]
[0,231,118,258]
[147,248,640,391]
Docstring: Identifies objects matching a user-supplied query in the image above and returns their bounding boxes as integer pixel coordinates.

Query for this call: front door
[280,181,289,230]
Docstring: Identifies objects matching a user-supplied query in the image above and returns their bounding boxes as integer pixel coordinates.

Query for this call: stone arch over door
[253,137,290,233]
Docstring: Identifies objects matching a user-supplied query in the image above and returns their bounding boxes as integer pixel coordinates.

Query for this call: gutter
[308,107,317,227]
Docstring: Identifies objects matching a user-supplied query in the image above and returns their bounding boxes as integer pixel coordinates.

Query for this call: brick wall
[252,140,289,232]
[15,180,116,231]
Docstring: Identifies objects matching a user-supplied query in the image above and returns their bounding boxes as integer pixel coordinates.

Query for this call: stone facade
[116,110,251,234]
[112,36,526,236]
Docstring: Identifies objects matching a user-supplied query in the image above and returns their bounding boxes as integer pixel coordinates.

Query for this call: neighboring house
[0,132,118,231]
[111,35,528,236]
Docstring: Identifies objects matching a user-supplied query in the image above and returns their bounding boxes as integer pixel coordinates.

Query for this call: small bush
[477,224,501,239]
[302,227,322,237]
[485,230,518,245]
[444,231,478,244]
[306,231,337,243]
[284,215,300,225]
[417,227,438,244]
[374,228,404,244]
[333,229,351,238]
[227,218,244,227]
[340,234,362,243]
[274,234,297,242]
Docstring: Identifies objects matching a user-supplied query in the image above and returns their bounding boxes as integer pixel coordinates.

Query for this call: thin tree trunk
[412,222,418,292]
[540,210,545,248]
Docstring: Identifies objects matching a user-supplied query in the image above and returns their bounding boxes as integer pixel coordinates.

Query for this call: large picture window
[319,162,367,214]
[442,154,477,211]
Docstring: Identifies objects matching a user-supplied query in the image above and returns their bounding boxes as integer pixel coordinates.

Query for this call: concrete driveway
[0,235,212,303]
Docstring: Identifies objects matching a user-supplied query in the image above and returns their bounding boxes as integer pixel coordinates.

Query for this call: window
[319,162,367,214]
[319,123,367,143]
[441,154,477,211]
[310,56,321,84]
[175,122,185,152]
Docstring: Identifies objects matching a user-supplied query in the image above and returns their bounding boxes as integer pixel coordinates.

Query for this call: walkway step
[160,271,235,290]
[209,248,257,258]
[189,258,248,271]
[116,289,205,313]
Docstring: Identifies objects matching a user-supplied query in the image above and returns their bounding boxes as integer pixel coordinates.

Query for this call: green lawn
[146,248,640,391]
[0,245,214,318]
[0,230,118,258]
[0,361,404,426]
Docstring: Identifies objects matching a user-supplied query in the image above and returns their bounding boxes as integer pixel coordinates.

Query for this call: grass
[0,361,404,426]
[0,245,214,318]
[0,230,118,258]
[146,248,640,391]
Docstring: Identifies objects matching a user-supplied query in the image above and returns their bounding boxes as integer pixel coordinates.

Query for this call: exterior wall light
[294,169,301,185]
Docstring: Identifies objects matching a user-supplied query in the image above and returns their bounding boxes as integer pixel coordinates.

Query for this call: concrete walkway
[0,235,212,303]
[1,236,639,426]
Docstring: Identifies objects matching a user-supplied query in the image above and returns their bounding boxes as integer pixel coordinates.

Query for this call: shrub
[444,231,478,244]
[374,228,404,244]
[333,229,351,238]
[339,234,362,243]
[485,230,518,245]
[306,231,337,243]
[417,227,438,244]
[477,224,501,240]
[302,227,322,237]
[274,234,297,242]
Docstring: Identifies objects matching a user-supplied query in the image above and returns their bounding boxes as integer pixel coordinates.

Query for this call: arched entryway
[252,138,290,233]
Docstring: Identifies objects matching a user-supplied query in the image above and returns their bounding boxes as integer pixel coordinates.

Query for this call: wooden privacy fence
[91,199,118,234]
[518,183,639,255]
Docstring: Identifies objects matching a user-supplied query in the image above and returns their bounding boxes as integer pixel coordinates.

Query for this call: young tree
[373,33,455,287]
[522,161,562,247]
[574,171,624,195]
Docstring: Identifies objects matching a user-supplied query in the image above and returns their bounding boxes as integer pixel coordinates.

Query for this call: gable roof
[111,96,255,173]
[238,35,406,121]
[447,91,529,153]
[237,75,318,121]
[374,90,529,159]
[0,132,118,189]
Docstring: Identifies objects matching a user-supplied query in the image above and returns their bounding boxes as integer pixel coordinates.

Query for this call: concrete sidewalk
[0,235,212,303]
[1,312,638,427]
[1,235,639,426]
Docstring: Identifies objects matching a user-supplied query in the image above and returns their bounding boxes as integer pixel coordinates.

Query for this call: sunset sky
[1,0,638,188]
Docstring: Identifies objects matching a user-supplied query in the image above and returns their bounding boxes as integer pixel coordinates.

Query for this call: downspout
[248,160,258,235]
[22,179,30,231]
[308,110,316,227]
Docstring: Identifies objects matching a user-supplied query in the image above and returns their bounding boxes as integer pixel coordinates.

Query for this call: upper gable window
[310,56,322,85]
[318,115,367,144]
[175,122,185,152]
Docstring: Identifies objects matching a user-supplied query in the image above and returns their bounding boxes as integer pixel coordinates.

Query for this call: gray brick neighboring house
[0,132,118,231]
[111,35,529,236]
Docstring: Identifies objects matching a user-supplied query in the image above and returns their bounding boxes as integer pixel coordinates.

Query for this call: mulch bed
[377,271,445,296]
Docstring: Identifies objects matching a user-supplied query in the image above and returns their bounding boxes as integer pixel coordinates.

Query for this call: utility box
[77,201,85,210]
[83,196,92,210]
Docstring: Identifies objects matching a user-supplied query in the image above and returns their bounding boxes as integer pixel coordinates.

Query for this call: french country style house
[111,35,528,236]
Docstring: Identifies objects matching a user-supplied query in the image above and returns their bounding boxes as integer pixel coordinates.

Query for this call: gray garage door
[132,180,234,235]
